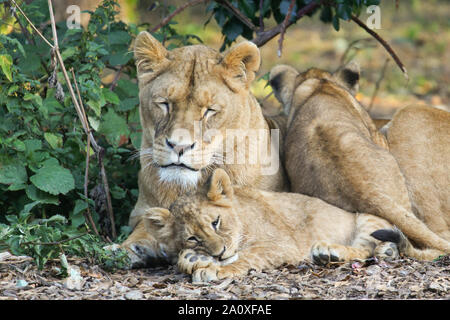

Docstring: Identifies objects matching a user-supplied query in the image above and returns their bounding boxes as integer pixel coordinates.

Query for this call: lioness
[121,32,287,267]
[383,105,450,241]
[143,169,442,283]
[269,62,450,253]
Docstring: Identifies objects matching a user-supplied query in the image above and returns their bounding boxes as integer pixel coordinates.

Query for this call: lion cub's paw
[310,241,345,266]
[192,265,221,283]
[177,249,218,275]
[374,241,400,260]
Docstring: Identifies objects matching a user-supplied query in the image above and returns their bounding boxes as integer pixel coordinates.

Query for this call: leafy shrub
[0,0,201,270]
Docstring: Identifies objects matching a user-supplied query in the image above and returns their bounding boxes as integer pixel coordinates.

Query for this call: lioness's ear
[207,169,233,207]
[269,64,299,114]
[134,31,168,77]
[333,60,360,95]
[219,41,261,90]
[143,208,174,233]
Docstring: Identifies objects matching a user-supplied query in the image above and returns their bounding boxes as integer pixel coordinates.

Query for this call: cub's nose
[166,138,196,157]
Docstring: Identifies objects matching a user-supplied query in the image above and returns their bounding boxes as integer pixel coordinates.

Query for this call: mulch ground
[1,252,448,300]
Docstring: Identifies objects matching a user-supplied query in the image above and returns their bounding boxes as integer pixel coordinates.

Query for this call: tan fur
[122,32,287,267]
[385,105,450,241]
[146,169,442,283]
[269,63,450,254]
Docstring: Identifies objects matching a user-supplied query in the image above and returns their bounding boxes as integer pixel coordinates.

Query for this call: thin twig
[70,68,99,237]
[368,58,389,111]
[277,0,296,57]
[259,0,264,32]
[9,0,54,48]
[351,14,408,80]
[252,0,323,47]
[47,0,115,240]
[109,65,124,91]
[339,38,374,65]
[216,0,257,31]
[150,0,208,32]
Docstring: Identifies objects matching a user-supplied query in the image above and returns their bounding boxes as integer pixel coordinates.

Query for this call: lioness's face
[134,32,261,188]
[139,60,240,186]
[170,195,241,263]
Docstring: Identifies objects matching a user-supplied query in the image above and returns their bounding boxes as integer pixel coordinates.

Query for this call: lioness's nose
[166,138,196,157]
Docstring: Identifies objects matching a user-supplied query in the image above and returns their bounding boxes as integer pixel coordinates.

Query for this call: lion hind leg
[310,213,396,266]
[372,228,444,261]
[310,241,373,265]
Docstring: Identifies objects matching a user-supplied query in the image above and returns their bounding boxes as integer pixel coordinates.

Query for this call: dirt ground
[1,251,448,300]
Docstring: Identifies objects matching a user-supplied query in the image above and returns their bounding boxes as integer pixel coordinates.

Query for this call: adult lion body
[121,32,287,266]
[144,169,441,283]
[269,63,450,253]
[384,105,450,241]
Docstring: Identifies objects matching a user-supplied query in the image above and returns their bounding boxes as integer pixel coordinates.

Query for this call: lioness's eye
[211,216,220,230]
[202,108,217,119]
[157,101,169,113]
[154,98,170,114]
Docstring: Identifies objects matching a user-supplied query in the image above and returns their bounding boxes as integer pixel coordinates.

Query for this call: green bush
[0,0,201,270]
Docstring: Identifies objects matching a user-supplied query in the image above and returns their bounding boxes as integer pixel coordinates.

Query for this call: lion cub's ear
[269,64,299,114]
[219,41,261,90]
[333,60,360,95]
[143,208,174,234]
[134,31,169,77]
[207,169,234,208]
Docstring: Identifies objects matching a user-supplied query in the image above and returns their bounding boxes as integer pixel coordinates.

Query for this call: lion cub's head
[134,31,261,187]
[268,61,360,114]
[142,169,241,263]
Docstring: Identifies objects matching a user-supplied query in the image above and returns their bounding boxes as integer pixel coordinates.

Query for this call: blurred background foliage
[0,0,448,269]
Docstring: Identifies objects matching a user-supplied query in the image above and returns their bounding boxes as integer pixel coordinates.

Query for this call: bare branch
[277,0,296,57]
[150,0,209,33]
[70,68,99,237]
[216,0,257,31]
[47,0,116,240]
[351,14,408,80]
[252,0,323,47]
[9,0,54,48]
[259,0,264,32]
[368,58,390,111]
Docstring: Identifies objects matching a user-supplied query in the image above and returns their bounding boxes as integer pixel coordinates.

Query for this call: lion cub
[142,169,441,283]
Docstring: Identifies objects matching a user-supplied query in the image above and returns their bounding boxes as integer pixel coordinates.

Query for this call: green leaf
[25,184,59,205]
[44,132,63,149]
[30,162,75,195]
[0,54,13,82]
[87,99,102,117]
[0,162,27,186]
[102,88,120,105]
[98,109,130,147]
[71,200,88,228]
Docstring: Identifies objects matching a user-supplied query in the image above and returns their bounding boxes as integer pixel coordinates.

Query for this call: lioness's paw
[374,241,400,260]
[310,241,344,266]
[177,249,217,275]
[126,242,169,268]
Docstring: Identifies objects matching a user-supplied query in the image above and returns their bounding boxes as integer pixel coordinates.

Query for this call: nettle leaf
[30,161,75,195]
[25,184,59,205]
[0,162,27,186]
[102,88,120,105]
[98,109,130,147]
[44,132,63,149]
[0,54,13,82]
